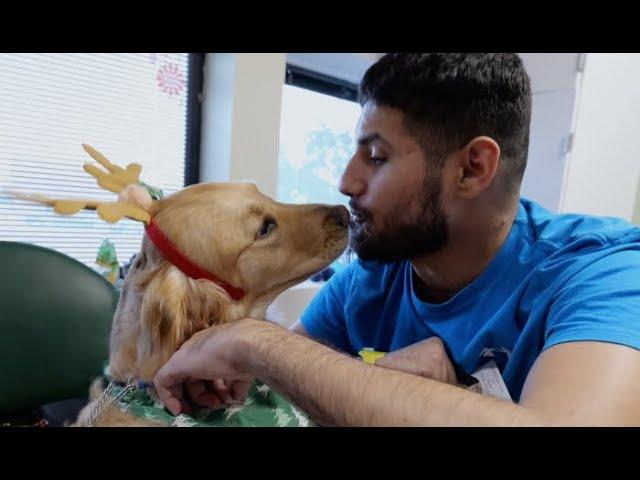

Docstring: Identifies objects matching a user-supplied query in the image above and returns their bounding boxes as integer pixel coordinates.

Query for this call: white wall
[561,53,640,223]
[518,53,581,212]
[199,53,286,198]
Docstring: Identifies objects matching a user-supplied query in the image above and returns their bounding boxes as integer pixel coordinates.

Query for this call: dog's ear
[135,264,232,380]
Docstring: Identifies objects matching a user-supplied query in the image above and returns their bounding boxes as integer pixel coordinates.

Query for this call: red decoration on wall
[157,63,186,97]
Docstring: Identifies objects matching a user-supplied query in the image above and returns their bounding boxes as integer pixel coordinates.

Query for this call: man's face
[339,102,448,262]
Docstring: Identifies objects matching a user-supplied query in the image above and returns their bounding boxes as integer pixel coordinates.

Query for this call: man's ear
[452,136,501,198]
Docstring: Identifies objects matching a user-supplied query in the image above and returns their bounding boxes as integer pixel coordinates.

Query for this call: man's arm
[519,341,640,425]
[241,321,534,426]
[244,323,640,426]
[289,319,311,338]
[155,319,640,426]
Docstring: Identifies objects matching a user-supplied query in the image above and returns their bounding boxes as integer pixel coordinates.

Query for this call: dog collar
[144,218,246,301]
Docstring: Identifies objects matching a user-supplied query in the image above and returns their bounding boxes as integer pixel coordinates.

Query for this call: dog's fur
[73,182,349,426]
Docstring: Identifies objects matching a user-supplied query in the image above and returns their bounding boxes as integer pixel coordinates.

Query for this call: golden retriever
[72,182,349,426]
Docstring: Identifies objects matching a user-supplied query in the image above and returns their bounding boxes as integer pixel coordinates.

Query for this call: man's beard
[349,176,448,263]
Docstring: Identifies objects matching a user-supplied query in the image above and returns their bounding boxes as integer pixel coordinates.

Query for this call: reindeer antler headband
[9,145,246,301]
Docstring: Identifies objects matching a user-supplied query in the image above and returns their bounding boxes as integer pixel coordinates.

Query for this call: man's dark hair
[359,53,532,193]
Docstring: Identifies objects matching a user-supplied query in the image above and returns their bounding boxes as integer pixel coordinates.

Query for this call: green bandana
[104,366,313,427]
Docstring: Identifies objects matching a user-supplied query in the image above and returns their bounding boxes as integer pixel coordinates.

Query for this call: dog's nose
[327,205,350,228]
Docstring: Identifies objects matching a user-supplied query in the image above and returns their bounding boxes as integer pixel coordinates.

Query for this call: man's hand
[154,321,258,415]
[181,378,253,413]
[374,337,458,385]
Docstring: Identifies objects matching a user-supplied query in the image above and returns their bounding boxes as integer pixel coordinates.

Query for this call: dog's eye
[257,216,277,239]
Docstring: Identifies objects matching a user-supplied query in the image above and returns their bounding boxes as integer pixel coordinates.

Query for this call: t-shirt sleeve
[544,247,640,352]
[299,262,356,352]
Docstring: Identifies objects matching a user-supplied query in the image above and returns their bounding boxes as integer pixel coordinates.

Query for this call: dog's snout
[327,205,350,228]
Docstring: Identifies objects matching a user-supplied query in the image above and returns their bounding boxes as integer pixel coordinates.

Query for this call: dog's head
[110,182,349,380]
[151,182,349,297]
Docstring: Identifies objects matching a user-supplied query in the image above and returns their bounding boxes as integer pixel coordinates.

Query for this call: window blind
[0,52,191,269]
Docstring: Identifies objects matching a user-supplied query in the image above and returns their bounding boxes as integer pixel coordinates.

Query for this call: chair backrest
[0,241,118,415]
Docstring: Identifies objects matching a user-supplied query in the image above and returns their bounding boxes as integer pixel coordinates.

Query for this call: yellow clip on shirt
[359,348,387,364]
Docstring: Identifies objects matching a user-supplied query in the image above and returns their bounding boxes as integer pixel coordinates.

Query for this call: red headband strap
[144,219,246,301]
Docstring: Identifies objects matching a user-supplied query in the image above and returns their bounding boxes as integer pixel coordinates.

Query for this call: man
[154,53,640,426]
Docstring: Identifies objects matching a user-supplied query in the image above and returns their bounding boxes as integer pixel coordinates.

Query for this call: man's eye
[370,156,387,166]
[257,217,277,239]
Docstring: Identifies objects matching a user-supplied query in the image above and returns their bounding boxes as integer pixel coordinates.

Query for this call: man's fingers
[375,354,422,376]
[210,379,233,405]
[186,380,223,409]
[373,354,392,368]
[163,397,183,416]
[154,366,189,415]
[230,380,253,403]
[446,358,458,385]
[163,385,191,415]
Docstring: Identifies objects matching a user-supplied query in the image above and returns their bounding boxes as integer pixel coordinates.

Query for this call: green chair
[0,241,118,425]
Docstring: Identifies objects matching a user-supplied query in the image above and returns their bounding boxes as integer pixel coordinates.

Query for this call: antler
[82,144,143,193]
[7,144,155,224]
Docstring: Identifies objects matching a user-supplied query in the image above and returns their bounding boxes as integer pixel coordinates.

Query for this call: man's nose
[339,156,366,198]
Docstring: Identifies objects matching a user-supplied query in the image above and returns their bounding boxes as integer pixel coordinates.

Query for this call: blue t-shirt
[301,198,640,401]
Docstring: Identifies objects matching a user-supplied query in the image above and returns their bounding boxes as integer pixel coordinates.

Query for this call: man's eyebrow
[357,133,392,148]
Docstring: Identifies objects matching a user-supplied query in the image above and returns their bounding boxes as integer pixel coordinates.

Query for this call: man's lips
[349,201,369,225]
[349,210,366,224]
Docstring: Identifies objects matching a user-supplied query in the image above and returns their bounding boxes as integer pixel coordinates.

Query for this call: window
[0,53,203,270]
[278,65,361,275]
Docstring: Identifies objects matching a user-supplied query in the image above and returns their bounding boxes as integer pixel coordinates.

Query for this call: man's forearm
[240,322,546,426]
